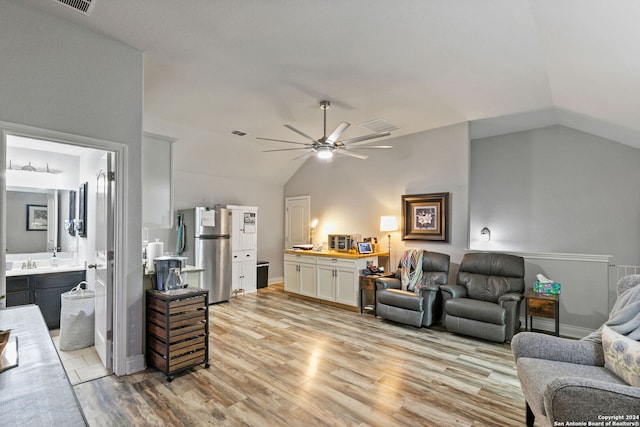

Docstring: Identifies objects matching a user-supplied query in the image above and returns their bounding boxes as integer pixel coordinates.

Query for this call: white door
[93,153,114,369]
[285,196,310,248]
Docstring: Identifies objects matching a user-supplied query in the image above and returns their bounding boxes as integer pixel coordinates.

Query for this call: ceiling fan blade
[326,121,350,144]
[284,124,317,142]
[337,150,368,160]
[293,151,316,161]
[263,147,312,152]
[347,145,393,149]
[342,131,391,146]
[256,137,310,146]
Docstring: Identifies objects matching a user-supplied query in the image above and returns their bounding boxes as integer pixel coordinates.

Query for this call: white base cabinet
[232,251,257,293]
[284,252,377,308]
[284,254,316,297]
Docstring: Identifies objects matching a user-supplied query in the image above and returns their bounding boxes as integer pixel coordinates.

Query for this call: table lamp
[380,215,398,269]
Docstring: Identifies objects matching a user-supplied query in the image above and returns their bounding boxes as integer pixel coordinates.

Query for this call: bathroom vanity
[6,267,86,329]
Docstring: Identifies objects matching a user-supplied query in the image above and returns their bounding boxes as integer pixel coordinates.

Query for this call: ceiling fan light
[317,147,333,159]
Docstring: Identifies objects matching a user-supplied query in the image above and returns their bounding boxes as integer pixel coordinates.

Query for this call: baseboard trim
[285,291,360,313]
[269,276,284,285]
[126,353,145,375]
[520,316,595,339]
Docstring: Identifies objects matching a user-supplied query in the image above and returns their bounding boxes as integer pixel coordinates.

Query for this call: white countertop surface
[6,264,85,277]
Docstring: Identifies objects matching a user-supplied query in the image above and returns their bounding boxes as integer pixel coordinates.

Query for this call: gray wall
[171,171,285,280]
[6,191,48,253]
[0,1,144,371]
[285,122,470,273]
[469,125,640,266]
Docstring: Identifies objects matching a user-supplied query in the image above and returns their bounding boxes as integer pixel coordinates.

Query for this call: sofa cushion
[377,289,422,311]
[445,298,505,325]
[603,325,640,387]
[516,357,627,416]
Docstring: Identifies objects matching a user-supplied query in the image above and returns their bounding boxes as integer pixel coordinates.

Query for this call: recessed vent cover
[359,118,400,133]
[53,0,95,15]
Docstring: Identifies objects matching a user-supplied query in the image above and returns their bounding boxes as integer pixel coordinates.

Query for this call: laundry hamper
[59,282,95,351]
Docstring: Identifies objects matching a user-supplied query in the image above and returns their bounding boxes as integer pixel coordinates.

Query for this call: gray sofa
[375,251,450,328]
[441,252,525,343]
[511,275,640,427]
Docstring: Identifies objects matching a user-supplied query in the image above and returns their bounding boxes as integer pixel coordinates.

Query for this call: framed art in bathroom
[26,204,48,231]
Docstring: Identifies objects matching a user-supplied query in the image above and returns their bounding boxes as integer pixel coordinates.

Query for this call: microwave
[328,234,362,252]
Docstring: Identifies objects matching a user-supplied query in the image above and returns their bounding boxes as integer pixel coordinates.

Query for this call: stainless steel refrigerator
[176,207,232,303]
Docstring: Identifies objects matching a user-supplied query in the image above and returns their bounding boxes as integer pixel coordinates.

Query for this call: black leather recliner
[441,252,525,343]
[375,251,450,328]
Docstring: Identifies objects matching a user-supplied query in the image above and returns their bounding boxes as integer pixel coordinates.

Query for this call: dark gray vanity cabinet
[6,270,86,329]
[6,276,30,306]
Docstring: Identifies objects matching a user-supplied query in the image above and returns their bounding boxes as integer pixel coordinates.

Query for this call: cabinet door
[33,271,86,329]
[6,276,31,307]
[284,261,299,293]
[241,259,257,292]
[298,263,316,297]
[35,285,75,329]
[231,261,241,291]
[316,265,335,301]
[335,267,357,306]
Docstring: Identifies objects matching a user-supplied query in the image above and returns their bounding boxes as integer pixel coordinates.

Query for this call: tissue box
[533,282,561,295]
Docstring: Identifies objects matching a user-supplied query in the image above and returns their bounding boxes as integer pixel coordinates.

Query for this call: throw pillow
[602,325,640,387]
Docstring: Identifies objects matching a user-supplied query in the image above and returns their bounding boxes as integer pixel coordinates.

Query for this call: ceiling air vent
[359,118,400,134]
[53,0,96,15]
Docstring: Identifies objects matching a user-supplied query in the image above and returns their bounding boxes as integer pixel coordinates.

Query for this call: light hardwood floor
[74,284,527,426]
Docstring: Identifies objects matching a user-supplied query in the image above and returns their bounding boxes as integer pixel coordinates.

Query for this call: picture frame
[401,192,450,242]
[26,204,48,231]
[357,242,374,254]
[78,182,87,237]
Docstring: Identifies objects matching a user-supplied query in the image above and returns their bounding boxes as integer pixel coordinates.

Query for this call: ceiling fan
[257,101,392,160]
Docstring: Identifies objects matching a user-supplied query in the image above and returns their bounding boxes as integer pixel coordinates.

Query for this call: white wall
[284,122,470,275]
[0,1,144,372]
[469,125,640,266]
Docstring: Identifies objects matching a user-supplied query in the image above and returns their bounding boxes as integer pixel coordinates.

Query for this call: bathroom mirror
[6,187,75,254]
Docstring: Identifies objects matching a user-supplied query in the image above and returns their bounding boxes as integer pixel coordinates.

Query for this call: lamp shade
[380,215,398,232]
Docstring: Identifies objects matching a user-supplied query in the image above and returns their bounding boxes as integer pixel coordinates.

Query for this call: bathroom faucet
[21,258,37,269]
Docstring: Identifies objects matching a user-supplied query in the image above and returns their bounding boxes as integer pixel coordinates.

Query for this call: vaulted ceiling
[17,0,640,185]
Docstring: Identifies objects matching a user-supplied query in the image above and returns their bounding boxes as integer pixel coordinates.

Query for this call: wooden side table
[524,289,560,336]
[359,274,394,315]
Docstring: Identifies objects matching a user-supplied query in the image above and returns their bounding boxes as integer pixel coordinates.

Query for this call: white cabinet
[142,132,175,228]
[228,206,258,293]
[316,264,335,300]
[227,205,258,251]
[284,254,316,297]
[284,252,377,308]
[232,250,257,293]
[316,257,369,306]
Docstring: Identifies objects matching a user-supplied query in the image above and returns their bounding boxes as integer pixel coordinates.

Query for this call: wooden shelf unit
[146,289,209,381]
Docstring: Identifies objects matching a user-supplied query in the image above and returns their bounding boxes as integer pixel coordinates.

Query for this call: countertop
[284,249,389,259]
[6,264,86,277]
[0,305,86,425]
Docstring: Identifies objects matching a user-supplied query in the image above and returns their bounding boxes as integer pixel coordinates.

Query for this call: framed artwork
[26,204,48,231]
[401,192,450,242]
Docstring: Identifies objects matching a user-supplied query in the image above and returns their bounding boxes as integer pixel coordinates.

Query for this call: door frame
[0,120,128,375]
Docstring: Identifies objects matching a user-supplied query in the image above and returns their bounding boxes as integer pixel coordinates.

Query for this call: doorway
[1,123,123,376]
[285,195,310,248]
